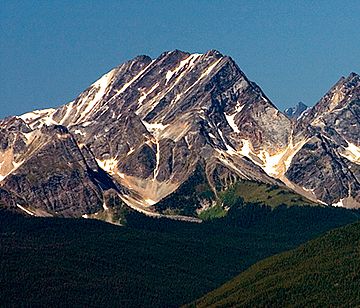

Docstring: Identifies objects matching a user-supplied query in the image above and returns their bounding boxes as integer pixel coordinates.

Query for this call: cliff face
[287,73,360,207]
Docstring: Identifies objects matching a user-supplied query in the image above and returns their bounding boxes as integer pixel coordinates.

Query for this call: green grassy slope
[192,221,360,307]
[0,205,359,307]
[155,168,316,219]
[218,181,316,208]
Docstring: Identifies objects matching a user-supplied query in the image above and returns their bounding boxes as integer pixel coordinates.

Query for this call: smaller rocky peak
[348,71,359,79]
[284,102,308,119]
[308,72,360,120]
[333,72,360,92]
[133,54,152,63]
[114,54,153,72]
[163,49,191,58]
[157,50,192,67]
[204,49,224,58]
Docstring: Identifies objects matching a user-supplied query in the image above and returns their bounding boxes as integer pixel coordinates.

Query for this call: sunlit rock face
[0,50,359,218]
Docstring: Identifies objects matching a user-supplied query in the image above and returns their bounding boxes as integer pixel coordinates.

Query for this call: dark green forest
[0,203,359,307]
[192,220,360,307]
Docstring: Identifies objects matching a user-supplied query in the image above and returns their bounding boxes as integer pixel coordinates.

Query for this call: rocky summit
[284,102,308,119]
[0,50,359,221]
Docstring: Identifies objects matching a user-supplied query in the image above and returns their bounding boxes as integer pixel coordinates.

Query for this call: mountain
[0,50,359,220]
[191,220,360,307]
[287,73,360,207]
[284,101,308,119]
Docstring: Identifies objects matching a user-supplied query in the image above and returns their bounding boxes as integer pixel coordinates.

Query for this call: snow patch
[144,198,157,206]
[127,148,135,156]
[19,108,56,124]
[81,121,92,127]
[259,150,285,177]
[102,200,109,211]
[238,139,253,158]
[96,158,118,174]
[341,141,360,164]
[302,186,315,193]
[283,139,308,171]
[59,101,75,125]
[224,104,244,134]
[142,121,169,138]
[73,129,85,136]
[332,198,345,207]
[225,113,240,133]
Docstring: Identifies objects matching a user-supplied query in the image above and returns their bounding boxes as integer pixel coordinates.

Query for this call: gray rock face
[286,135,360,205]
[287,73,360,207]
[1,50,359,219]
[0,122,122,216]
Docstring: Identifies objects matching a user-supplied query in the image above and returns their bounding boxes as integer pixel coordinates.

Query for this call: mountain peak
[347,71,359,79]
[334,71,360,91]
[2,50,359,220]
[284,102,308,119]
[304,72,360,121]
[204,49,223,57]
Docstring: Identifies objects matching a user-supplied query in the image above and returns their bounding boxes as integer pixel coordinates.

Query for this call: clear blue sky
[1,0,359,118]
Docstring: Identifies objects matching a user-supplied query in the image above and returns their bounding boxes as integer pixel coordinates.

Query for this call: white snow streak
[142,121,169,180]
[153,140,161,180]
[59,101,74,125]
[341,141,360,164]
[184,58,222,95]
[117,60,155,95]
[138,83,159,105]
[224,105,244,133]
[225,113,240,133]
[17,204,35,216]
[78,69,116,121]
[217,128,236,155]
[165,54,202,83]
